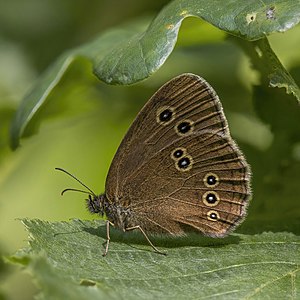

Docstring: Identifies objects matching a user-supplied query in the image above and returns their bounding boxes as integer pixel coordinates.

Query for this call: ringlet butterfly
[56,73,251,256]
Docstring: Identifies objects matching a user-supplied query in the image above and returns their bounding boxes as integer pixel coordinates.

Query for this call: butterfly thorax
[86,193,134,231]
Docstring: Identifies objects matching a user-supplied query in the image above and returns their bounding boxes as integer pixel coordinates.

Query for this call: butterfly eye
[207,210,220,221]
[203,191,220,206]
[176,156,193,171]
[156,106,175,124]
[203,173,219,187]
[176,120,194,135]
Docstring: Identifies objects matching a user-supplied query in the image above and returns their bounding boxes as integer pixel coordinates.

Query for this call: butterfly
[57,73,251,256]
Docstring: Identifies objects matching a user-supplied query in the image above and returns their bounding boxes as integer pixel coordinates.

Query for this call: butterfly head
[86,193,107,216]
[55,167,108,214]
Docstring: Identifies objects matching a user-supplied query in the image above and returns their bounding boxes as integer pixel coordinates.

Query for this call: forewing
[105,74,229,200]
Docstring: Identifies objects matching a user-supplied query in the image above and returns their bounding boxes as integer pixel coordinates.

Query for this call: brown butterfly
[57,73,251,256]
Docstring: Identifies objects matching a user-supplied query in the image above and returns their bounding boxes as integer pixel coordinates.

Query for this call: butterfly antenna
[55,167,96,196]
[60,188,92,196]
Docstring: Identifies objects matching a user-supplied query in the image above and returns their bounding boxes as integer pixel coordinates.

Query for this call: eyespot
[175,120,194,135]
[171,147,186,160]
[156,106,175,124]
[207,210,220,222]
[178,157,190,168]
[203,191,220,207]
[203,173,219,187]
[176,155,193,171]
[159,109,172,122]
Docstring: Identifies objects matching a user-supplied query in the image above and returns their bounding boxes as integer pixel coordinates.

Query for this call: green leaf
[0,248,7,300]
[94,0,300,84]
[9,219,300,299]
[9,26,138,149]
[23,255,120,300]
[232,37,300,102]
[10,0,300,149]
[0,106,15,162]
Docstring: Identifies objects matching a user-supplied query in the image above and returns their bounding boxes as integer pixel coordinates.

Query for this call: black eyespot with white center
[206,193,217,204]
[203,173,219,187]
[174,149,183,158]
[209,212,218,220]
[176,120,193,135]
[207,210,220,222]
[171,148,186,160]
[203,191,220,207]
[207,175,216,185]
[156,106,175,125]
[159,109,173,122]
[178,157,190,168]
[176,155,193,171]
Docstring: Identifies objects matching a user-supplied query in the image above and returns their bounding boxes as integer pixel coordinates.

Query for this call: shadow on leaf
[81,223,241,252]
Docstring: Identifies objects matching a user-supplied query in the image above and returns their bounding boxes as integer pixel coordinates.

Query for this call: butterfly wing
[122,131,251,236]
[106,74,228,197]
[105,73,251,236]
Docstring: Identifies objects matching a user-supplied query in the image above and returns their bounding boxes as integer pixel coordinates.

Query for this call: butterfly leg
[102,220,114,256]
[125,225,166,255]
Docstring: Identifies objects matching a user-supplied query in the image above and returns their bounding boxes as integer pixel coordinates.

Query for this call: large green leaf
[94,0,300,84]
[10,0,300,149]
[9,219,300,299]
[232,37,300,101]
[9,27,138,149]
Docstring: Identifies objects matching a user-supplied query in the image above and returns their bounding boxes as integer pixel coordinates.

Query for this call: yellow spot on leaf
[180,10,188,16]
[166,24,174,30]
[246,13,257,24]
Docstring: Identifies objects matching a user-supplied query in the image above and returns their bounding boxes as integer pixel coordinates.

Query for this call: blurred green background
[0,0,299,299]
